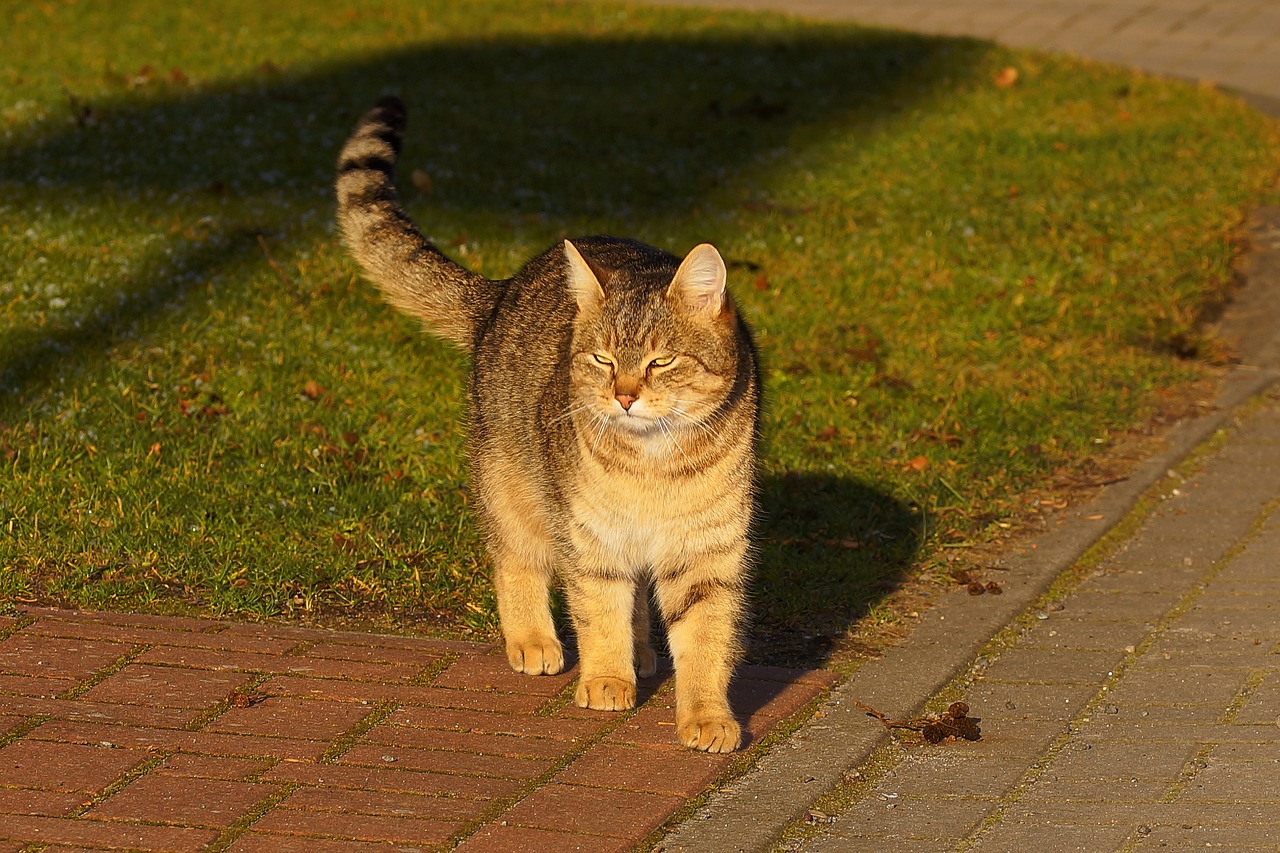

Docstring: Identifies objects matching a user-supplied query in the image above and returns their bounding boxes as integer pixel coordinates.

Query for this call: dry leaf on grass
[301,380,327,400]
[411,168,433,194]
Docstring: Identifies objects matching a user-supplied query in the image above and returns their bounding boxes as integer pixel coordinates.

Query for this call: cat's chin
[608,412,661,434]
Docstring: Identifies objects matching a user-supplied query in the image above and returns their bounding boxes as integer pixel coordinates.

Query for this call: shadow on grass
[2,25,970,656]
[2,28,988,399]
[752,472,921,668]
[4,30,986,213]
[0,228,263,421]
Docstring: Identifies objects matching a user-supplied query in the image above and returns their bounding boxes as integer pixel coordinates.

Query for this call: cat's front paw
[575,676,636,711]
[677,711,741,753]
[505,636,565,675]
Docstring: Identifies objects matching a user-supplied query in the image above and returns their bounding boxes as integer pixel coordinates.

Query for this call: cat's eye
[647,356,675,370]
[592,354,614,368]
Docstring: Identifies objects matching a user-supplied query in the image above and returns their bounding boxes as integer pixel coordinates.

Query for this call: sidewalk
[641,0,1280,109]
[4,3,1280,852]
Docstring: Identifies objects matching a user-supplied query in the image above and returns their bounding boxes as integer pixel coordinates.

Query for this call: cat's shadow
[555,470,920,674]
[751,471,922,668]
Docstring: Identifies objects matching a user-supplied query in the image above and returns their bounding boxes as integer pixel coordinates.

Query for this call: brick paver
[0,607,832,851]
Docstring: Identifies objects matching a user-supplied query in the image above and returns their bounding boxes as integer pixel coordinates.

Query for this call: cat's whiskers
[668,403,718,438]
[657,416,693,464]
[547,401,598,426]
[590,412,611,454]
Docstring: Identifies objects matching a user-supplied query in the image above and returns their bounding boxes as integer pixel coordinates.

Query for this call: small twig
[938,476,965,502]
[854,700,924,731]
[256,233,291,288]
[855,699,982,743]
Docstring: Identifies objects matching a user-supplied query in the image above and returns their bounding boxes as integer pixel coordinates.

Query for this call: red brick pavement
[0,607,836,851]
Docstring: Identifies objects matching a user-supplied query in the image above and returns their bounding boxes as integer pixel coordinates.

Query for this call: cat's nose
[615,393,637,411]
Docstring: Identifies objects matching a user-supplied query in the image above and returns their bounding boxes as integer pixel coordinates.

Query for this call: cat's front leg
[565,570,639,711]
[655,550,748,753]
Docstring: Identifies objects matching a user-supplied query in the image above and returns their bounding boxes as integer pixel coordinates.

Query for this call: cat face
[565,241,739,450]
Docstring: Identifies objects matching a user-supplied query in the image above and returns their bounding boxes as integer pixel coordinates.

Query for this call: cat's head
[564,240,747,446]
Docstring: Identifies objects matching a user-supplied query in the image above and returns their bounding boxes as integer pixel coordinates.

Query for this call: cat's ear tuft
[669,243,728,317]
[564,240,606,311]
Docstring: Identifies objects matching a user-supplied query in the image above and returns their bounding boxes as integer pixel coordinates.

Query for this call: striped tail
[335,97,496,350]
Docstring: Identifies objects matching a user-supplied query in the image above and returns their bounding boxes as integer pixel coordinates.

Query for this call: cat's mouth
[608,409,658,430]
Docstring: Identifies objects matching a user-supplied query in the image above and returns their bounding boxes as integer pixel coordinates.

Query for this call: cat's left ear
[564,240,606,312]
[668,243,728,318]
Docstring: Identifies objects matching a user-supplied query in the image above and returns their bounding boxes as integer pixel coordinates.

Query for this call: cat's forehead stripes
[588,280,669,355]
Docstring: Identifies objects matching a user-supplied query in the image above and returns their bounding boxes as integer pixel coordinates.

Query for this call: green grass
[1,0,1277,660]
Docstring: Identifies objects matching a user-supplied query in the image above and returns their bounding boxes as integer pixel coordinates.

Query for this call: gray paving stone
[1019,800,1280,824]
[1148,631,1276,660]
[1102,703,1234,726]
[978,648,1127,685]
[1018,616,1153,651]
[1042,736,1197,780]
[963,680,1099,722]
[1207,579,1280,599]
[1069,721,1279,745]
[1193,595,1280,618]
[1099,531,1237,574]
[825,794,991,841]
[1020,774,1172,803]
[969,815,1137,852]
[873,753,1028,799]
[1079,564,1201,596]
[1050,589,1185,622]
[1134,822,1277,850]
[803,833,965,853]
[1176,605,1280,640]
[1208,741,1280,763]
[1102,664,1255,709]
[1176,759,1280,803]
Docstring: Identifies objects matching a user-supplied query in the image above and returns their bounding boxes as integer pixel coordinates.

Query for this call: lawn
[2,0,1277,664]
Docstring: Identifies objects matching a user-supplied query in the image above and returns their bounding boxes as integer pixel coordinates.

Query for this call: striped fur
[336,98,760,752]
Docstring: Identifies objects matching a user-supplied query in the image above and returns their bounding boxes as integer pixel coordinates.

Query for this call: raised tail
[335,97,496,350]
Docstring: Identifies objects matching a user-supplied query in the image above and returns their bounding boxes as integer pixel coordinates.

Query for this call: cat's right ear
[564,240,605,312]
[668,243,728,318]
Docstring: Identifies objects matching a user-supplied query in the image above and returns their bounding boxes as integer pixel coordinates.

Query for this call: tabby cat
[335,97,760,752]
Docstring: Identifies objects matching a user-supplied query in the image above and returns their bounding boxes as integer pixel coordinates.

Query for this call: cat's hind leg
[633,577,658,679]
[491,544,564,675]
